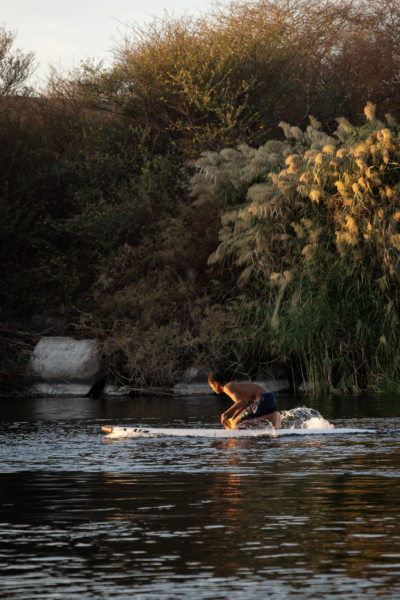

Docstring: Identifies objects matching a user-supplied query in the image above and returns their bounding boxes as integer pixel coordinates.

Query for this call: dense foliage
[2,1,400,392]
[53,0,400,145]
[191,104,400,391]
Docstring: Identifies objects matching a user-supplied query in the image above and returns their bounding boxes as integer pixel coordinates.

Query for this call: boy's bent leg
[230,410,281,429]
[267,411,281,429]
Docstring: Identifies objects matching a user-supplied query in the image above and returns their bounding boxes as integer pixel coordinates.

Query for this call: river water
[1,393,400,599]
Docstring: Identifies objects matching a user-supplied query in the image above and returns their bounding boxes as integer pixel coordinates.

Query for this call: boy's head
[208,371,226,394]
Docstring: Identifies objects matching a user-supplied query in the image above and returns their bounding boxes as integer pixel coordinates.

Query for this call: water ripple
[1,397,400,598]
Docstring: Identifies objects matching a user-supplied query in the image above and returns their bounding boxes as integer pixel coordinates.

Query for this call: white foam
[304,416,334,429]
[280,406,334,430]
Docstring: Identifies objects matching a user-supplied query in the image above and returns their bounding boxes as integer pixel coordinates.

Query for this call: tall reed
[191,104,400,392]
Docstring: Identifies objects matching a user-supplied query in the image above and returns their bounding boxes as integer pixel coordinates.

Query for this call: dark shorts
[240,392,277,421]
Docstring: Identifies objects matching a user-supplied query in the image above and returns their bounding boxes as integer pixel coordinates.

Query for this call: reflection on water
[2,471,400,598]
[1,395,400,598]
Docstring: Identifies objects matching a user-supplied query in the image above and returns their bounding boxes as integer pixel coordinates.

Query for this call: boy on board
[208,371,281,430]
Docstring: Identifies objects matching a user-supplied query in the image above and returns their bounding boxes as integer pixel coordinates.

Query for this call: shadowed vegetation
[1,2,400,392]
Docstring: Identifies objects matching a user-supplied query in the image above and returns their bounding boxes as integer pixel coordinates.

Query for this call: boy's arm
[221,399,247,420]
[220,383,247,425]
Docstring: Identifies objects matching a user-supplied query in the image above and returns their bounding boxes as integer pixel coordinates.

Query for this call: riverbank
[3,335,284,399]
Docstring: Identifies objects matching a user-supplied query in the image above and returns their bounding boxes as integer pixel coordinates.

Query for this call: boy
[208,371,281,430]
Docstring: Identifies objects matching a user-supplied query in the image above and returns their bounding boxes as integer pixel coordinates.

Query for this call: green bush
[58,0,400,152]
[190,103,400,392]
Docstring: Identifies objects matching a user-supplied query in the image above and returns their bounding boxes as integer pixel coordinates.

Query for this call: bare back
[224,381,267,404]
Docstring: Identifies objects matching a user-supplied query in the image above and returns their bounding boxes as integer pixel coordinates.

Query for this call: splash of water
[281,406,334,430]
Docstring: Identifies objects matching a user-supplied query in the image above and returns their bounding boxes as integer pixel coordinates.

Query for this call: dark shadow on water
[1,392,400,423]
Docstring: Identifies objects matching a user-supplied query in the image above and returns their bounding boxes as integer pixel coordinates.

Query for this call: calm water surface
[1,394,400,599]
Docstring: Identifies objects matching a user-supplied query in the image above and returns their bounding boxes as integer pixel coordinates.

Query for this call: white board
[102,425,375,439]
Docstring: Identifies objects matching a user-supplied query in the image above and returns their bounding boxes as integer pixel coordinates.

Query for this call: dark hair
[208,371,226,386]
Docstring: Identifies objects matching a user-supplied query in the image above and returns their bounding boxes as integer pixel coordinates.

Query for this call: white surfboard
[101,425,375,439]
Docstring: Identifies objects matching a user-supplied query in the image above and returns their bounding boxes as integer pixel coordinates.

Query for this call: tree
[0,25,35,96]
